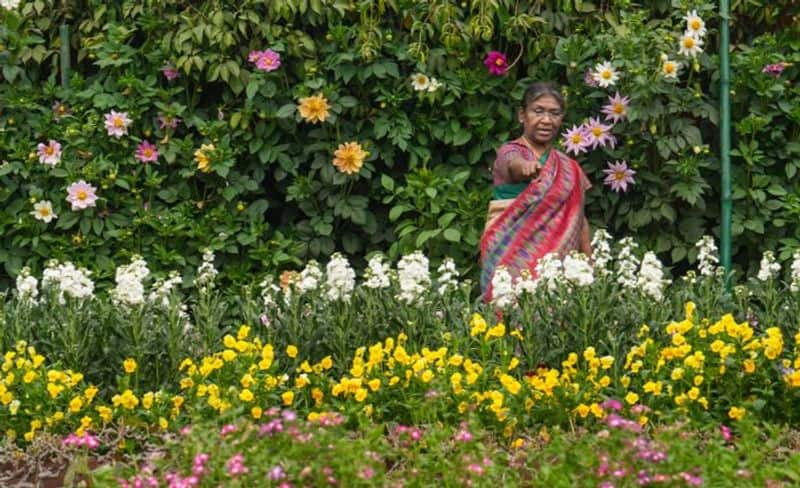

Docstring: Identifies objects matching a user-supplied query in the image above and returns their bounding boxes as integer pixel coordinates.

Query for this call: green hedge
[0,0,798,287]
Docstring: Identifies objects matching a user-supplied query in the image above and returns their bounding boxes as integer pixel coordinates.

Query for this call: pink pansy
[66,180,98,210]
[161,65,180,81]
[583,117,617,149]
[249,49,281,72]
[601,92,630,124]
[483,51,509,76]
[561,125,591,155]
[135,140,159,163]
[603,160,636,193]
[37,140,62,166]
[104,110,132,138]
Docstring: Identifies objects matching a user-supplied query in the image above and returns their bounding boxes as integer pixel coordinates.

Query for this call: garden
[1,0,800,486]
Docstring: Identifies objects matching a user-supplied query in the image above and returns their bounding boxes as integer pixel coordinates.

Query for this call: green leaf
[415,229,441,247]
[246,80,260,99]
[381,175,394,191]
[276,104,296,118]
[389,205,408,221]
[443,228,461,242]
[338,96,358,108]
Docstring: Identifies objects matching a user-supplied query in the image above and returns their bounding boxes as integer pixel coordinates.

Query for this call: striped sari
[480,141,591,299]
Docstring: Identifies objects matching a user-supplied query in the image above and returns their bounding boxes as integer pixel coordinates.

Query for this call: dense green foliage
[0,0,798,287]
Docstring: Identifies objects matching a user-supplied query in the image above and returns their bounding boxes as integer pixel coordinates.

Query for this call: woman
[480,82,592,299]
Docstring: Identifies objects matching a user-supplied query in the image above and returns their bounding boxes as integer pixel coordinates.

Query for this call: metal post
[719,0,731,288]
[59,23,70,87]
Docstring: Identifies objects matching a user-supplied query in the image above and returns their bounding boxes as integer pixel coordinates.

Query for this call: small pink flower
[226,453,249,477]
[249,49,281,72]
[601,92,630,124]
[66,180,98,211]
[467,463,484,476]
[719,424,733,442]
[603,160,636,193]
[104,110,132,138]
[561,125,591,155]
[37,140,62,166]
[360,467,376,480]
[601,399,623,411]
[584,68,599,87]
[483,51,509,76]
[260,314,271,327]
[583,117,617,149]
[220,424,237,436]
[762,62,787,77]
[135,140,159,163]
[269,465,286,481]
[180,425,192,436]
[161,65,180,81]
[158,114,181,130]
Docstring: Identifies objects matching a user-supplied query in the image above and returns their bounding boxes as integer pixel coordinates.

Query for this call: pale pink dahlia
[135,140,159,163]
[603,161,636,192]
[561,125,591,155]
[66,180,98,210]
[104,110,132,138]
[37,140,62,166]
[601,92,630,124]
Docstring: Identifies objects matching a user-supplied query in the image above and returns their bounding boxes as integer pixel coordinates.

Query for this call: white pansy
[325,253,356,302]
[756,250,780,281]
[637,251,669,300]
[563,252,595,287]
[490,266,514,309]
[397,251,431,305]
[363,254,391,289]
[695,235,719,277]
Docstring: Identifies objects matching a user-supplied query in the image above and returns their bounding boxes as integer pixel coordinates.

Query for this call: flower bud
[693,146,702,154]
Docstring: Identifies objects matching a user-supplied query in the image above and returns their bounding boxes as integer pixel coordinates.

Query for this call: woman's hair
[521,82,565,111]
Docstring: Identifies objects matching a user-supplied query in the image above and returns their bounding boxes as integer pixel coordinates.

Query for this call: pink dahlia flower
[601,92,630,124]
[603,160,636,192]
[483,51,509,76]
[561,125,591,155]
[37,140,62,166]
[66,180,98,210]
[104,110,132,138]
[135,140,159,163]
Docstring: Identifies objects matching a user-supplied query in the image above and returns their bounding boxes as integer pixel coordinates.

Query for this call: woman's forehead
[528,95,561,108]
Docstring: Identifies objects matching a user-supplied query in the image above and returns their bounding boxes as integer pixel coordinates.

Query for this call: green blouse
[492,149,549,200]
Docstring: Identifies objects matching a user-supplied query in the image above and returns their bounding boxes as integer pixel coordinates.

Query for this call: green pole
[719,0,731,287]
[59,23,70,87]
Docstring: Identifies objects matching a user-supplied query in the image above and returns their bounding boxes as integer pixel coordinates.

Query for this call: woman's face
[518,94,564,146]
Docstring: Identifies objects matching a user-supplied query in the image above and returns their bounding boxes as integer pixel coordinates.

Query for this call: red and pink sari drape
[480,148,591,299]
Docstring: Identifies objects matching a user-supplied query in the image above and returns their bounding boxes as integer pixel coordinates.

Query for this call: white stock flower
[695,235,719,277]
[757,250,780,281]
[194,249,218,291]
[1,0,21,10]
[790,250,800,292]
[514,269,538,297]
[591,229,613,276]
[615,237,640,289]
[297,260,323,294]
[637,251,669,301]
[259,276,282,309]
[363,254,391,289]
[111,256,150,306]
[534,253,563,291]
[15,267,38,304]
[41,261,95,303]
[148,271,183,308]
[436,257,459,295]
[325,253,356,302]
[397,251,431,305]
[490,267,514,309]
[563,252,594,287]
